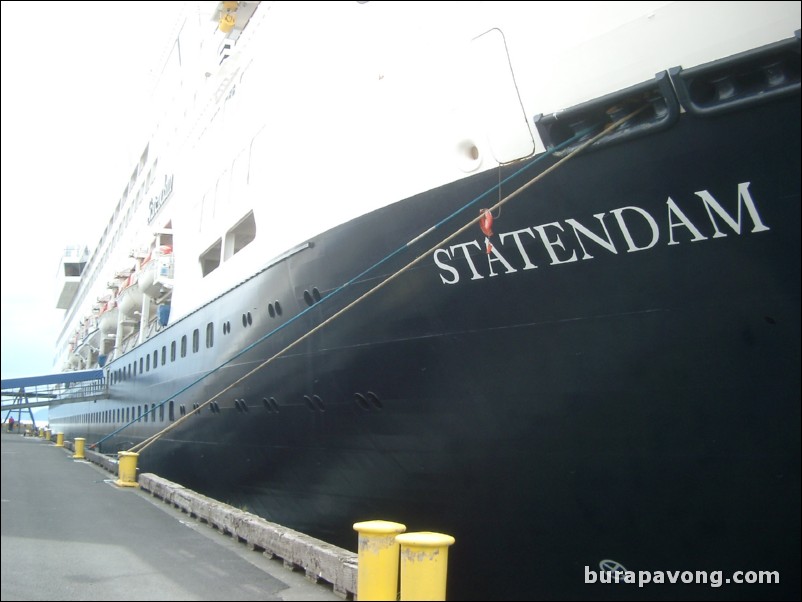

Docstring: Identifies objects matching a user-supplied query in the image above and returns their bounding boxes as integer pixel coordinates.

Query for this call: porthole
[354,392,370,411]
[366,391,384,410]
[262,396,279,413]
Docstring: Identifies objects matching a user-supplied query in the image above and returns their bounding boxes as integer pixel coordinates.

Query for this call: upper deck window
[200,239,222,276]
[224,211,256,260]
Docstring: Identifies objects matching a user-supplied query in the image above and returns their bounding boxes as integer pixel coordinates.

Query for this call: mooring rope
[125,103,647,455]
[95,124,588,450]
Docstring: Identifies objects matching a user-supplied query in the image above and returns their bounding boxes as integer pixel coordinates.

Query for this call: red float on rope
[479,209,494,253]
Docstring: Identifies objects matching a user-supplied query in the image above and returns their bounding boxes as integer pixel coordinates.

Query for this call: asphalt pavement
[1,431,345,601]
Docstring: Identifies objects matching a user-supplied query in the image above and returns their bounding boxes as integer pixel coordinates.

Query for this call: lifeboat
[68,331,82,368]
[116,272,143,318]
[98,299,118,334]
[138,245,174,298]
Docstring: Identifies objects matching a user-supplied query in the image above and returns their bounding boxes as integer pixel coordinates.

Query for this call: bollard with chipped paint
[115,451,139,487]
[55,432,64,447]
[353,520,407,600]
[73,437,86,459]
[396,532,455,601]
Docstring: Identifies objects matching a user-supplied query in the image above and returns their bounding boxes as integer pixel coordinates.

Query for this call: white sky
[1,1,186,380]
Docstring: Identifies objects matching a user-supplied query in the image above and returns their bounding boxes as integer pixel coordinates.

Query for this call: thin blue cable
[94,126,596,448]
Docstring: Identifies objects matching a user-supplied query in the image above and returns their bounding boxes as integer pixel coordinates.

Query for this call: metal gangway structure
[1,369,106,430]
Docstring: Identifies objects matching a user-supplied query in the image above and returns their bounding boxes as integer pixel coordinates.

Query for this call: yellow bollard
[55,432,64,447]
[353,520,407,601]
[73,437,86,459]
[115,451,140,487]
[44,429,51,441]
[396,532,456,601]
[38,427,45,438]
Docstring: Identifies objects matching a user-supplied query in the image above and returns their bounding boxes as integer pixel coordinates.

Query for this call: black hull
[51,95,801,600]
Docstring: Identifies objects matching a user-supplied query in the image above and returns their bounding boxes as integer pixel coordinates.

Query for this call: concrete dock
[1,431,355,601]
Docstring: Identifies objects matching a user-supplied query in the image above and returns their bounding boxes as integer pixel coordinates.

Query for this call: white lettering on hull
[433,182,769,284]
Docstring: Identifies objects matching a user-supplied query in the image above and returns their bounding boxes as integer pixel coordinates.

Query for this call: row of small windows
[108,320,223,385]
[56,390,385,427]
[58,400,188,425]
[105,295,287,387]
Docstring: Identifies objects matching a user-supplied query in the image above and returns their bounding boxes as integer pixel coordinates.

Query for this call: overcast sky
[1,1,185,380]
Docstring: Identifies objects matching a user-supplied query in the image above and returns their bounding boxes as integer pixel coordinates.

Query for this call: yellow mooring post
[115,451,140,487]
[396,532,456,601]
[353,520,407,601]
[55,432,64,447]
[73,437,86,459]
[44,429,51,441]
[38,427,45,438]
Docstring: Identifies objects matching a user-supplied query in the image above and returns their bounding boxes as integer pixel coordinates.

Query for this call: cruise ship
[49,2,800,599]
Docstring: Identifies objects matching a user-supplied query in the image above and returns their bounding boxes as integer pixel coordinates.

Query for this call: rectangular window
[193,329,200,353]
[181,335,187,357]
[171,341,176,362]
[224,211,256,260]
[200,239,222,277]
[206,322,214,348]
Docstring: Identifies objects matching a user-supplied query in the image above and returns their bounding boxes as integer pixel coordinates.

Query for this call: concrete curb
[140,473,358,599]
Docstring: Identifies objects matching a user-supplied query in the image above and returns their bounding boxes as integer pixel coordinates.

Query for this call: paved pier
[1,431,353,601]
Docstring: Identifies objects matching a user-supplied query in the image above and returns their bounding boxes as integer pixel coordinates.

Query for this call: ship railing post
[353,520,407,600]
[396,532,455,601]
